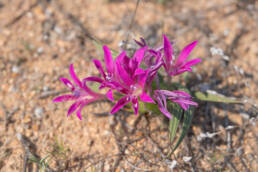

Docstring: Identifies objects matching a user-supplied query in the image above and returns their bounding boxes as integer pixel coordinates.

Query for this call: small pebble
[34,107,44,118]
[223,29,230,36]
[37,47,44,55]
[54,26,63,35]
[240,112,250,120]
[183,156,192,162]
[169,160,177,170]
[12,66,20,73]
[236,147,243,156]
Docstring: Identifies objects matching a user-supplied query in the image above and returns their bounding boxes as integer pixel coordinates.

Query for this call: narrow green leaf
[28,155,39,163]
[125,101,158,114]
[173,108,193,152]
[167,108,194,157]
[39,154,50,164]
[169,104,183,143]
[194,91,242,104]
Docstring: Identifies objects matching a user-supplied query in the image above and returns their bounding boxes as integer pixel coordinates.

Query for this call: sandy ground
[0,0,257,171]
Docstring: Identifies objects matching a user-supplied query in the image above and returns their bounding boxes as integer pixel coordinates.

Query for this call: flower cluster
[53,34,202,120]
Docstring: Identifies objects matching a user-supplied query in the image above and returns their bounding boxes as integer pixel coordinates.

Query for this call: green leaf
[168,107,194,157]
[145,103,161,115]
[87,82,101,93]
[169,103,183,143]
[39,154,50,164]
[194,91,242,104]
[28,155,39,163]
[124,101,157,114]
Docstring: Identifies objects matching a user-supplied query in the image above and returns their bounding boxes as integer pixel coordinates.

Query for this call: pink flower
[53,64,105,120]
[110,47,155,115]
[154,90,198,118]
[163,34,202,76]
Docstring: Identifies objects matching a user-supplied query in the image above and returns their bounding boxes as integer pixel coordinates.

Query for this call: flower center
[73,89,94,100]
[105,73,113,81]
[130,84,142,96]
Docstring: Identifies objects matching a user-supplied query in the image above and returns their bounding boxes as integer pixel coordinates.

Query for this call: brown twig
[5,0,40,27]
[122,0,141,50]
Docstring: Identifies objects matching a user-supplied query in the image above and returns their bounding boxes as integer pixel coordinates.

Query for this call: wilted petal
[171,90,191,97]
[172,99,198,106]
[67,102,81,117]
[140,92,155,103]
[110,96,130,114]
[176,40,198,65]
[53,95,76,102]
[135,37,146,47]
[93,59,106,78]
[155,93,171,118]
[103,46,114,74]
[176,101,189,110]
[60,78,75,90]
[70,64,83,88]
[157,90,178,97]
[172,98,197,110]
[132,97,139,115]
[158,104,172,118]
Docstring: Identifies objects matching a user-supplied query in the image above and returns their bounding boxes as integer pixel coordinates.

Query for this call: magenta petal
[116,60,133,85]
[134,68,145,76]
[70,64,83,88]
[171,68,189,76]
[106,89,114,101]
[132,46,146,68]
[83,77,103,90]
[93,59,106,78]
[132,97,139,115]
[182,58,202,67]
[176,40,198,65]
[53,95,76,102]
[76,103,86,120]
[67,102,81,117]
[83,76,103,83]
[115,51,126,64]
[60,78,75,90]
[140,92,155,103]
[103,46,114,75]
[76,111,82,120]
[110,96,130,114]
[137,70,149,87]
[163,34,173,68]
